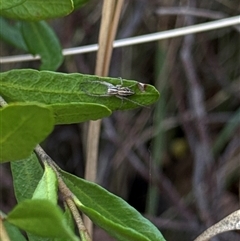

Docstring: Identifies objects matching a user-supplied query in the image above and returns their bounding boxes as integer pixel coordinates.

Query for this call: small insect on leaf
[79,78,148,108]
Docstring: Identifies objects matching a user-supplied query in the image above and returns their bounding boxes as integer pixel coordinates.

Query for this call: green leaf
[26,207,76,241]
[27,206,76,241]
[1,0,74,21]
[32,162,58,204]
[11,153,44,202]
[21,21,63,71]
[27,234,54,241]
[0,103,54,162]
[10,155,58,241]
[2,220,27,241]
[28,206,76,241]
[60,170,166,241]
[0,0,26,10]
[7,199,79,241]
[0,69,160,115]
[51,102,111,124]
[27,233,58,241]
[72,0,89,9]
[0,18,27,50]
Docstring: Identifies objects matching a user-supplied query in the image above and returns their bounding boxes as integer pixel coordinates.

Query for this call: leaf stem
[65,197,91,241]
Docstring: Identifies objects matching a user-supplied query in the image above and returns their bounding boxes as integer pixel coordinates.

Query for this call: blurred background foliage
[1,0,240,240]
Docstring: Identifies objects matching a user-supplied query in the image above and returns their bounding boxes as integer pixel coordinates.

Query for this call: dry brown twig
[194,209,240,241]
[84,0,125,236]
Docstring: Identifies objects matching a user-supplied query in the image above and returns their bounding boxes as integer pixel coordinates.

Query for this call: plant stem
[65,197,91,241]
[34,145,92,241]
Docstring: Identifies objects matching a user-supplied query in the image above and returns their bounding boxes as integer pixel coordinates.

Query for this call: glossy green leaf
[11,153,44,202]
[72,0,89,9]
[11,156,75,241]
[33,205,76,241]
[0,0,26,10]
[32,162,58,204]
[1,0,74,21]
[51,102,111,124]
[27,206,76,241]
[60,170,166,241]
[2,220,27,241]
[0,103,54,162]
[7,199,79,241]
[0,18,27,50]
[27,206,77,241]
[27,229,70,241]
[27,233,53,241]
[21,21,63,71]
[0,69,160,114]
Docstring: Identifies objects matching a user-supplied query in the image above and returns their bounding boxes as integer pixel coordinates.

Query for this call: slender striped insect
[80,78,147,107]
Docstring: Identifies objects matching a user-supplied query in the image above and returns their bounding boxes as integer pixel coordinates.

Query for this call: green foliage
[0,1,164,240]
[0,0,74,21]
[11,154,44,202]
[2,221,27,241]
[72,0,89,9]
[32,162,58,204]
[60,170,166,241]
[50,102,111,124]
[0,0,26,11]
[0,68,162,239]
[7,199,79,240]
[0,69,159,122]
[21,21,63,70]
[0,103,54,162]
[11,157,75,241]
[0,17,28,50]
[0,0,90,69]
